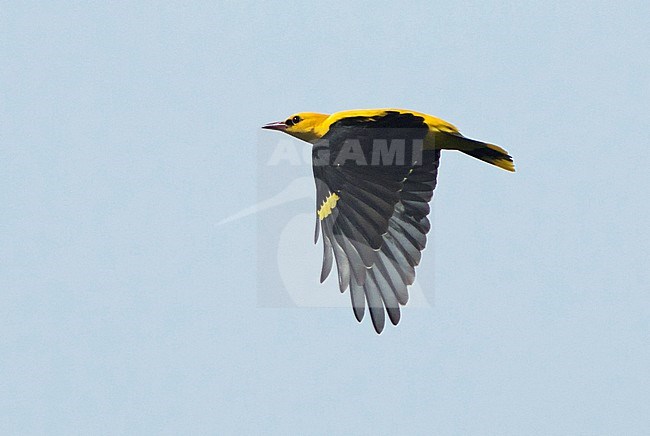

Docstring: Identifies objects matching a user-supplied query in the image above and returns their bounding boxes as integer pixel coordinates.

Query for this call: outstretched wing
[312,111,439,333]
[349,150,440,333]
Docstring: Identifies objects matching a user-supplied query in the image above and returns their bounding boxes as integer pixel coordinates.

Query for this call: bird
[262,108,514,333]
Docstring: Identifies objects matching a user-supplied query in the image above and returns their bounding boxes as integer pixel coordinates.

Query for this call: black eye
[292,115,301,124]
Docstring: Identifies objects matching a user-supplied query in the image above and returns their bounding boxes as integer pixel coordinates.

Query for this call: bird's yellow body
[319,108,460,137]
[268,108,514,171]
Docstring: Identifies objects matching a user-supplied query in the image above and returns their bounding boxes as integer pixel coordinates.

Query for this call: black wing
[349,150,440,333]
[311,111,440,333]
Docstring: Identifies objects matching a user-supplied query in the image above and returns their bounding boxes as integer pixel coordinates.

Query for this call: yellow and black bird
[262,109,514,333]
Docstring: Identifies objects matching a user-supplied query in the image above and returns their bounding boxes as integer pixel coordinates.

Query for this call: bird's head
[262,112,329,143]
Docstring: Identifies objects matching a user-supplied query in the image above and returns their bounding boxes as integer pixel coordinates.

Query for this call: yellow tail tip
[493,159,516,172]
[486,144,515,172]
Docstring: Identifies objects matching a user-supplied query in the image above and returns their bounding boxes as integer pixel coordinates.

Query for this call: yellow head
[262,112,329,143]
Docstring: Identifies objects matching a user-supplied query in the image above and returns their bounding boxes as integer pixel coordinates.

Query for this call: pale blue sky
[1,1,649,435]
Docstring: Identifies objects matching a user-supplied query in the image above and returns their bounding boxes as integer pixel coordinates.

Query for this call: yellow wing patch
[317,192,340,220]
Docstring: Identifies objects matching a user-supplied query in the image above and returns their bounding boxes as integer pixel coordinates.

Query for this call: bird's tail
[437,133,515,172]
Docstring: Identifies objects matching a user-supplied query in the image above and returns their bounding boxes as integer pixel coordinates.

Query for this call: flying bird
[262,108,514,333]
